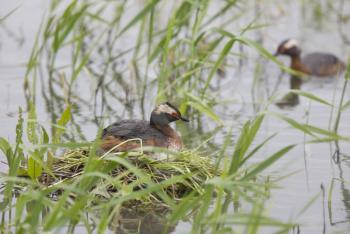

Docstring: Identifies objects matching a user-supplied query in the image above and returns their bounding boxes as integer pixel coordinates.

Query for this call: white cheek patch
[284,39,298,49]
[154,104,176,114]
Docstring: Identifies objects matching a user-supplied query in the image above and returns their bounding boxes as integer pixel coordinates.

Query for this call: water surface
[1,0,350,233]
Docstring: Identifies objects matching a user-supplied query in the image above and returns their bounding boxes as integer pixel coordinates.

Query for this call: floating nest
[39,148,218,202]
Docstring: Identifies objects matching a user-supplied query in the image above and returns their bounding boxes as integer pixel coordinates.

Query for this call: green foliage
[53,105,71,144]
[27,102,38,144]
[229,114,264,174]
[27,153,43,180]
[1,0,349,233]
[52,1,90,53]
[0,138,13,168]
[186,92,223,124]
[0,6,18,22]
[289,90,332,106]
[118,0,161,37]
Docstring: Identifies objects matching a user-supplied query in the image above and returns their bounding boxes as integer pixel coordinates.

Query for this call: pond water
[1,0,350,233]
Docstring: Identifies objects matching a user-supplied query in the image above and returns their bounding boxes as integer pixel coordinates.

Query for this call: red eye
[171,112,179,119]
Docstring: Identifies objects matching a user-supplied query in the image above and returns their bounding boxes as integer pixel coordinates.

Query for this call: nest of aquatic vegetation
[39,148,218,202]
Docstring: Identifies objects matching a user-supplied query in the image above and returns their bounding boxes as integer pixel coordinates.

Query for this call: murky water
[1,0,350,233]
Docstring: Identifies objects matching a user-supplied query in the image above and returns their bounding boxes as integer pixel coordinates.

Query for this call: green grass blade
[53,105,71,144]
[186,99,222,124]
[341,100,350,111]
[0,6,19,22]
[297,192,320,217]
[27,102,38,144]
[0,138,13,167]
[242,145,295,181]
[202,38,235,96]
[240,133,278,166]
[289,90,332,106]
[192,185,214,232]
[229,114,264,174]
[27,152,43,179]
[268,112,315,137]
[118,0,160,37]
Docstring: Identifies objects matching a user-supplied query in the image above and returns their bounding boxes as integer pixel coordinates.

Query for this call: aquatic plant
[1,0,350,233]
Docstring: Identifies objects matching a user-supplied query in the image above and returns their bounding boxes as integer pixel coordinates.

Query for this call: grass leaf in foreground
[53,105,71,144]
[118,0,160,37]
[229,114,265,174]
[289,90,333,106]
[242,144,295,181]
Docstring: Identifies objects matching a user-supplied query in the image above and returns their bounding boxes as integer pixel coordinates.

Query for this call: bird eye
[171,112,179,119]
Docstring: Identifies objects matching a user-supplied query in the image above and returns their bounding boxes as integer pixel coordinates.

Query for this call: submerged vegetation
[1,0,350,233]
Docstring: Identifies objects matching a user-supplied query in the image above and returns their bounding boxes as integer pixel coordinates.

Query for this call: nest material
[39,148,218,201]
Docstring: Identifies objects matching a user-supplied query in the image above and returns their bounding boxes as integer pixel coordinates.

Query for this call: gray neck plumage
[150,113,169,126]
[150,111,178,126]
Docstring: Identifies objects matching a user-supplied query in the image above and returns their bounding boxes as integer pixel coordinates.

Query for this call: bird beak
[180,116,189,122]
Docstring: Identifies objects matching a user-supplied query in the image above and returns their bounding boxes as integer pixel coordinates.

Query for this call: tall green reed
[1,0,350,233]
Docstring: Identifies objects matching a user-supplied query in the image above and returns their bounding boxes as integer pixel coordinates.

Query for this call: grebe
[274,39,345,77]
[100,102,188,152]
